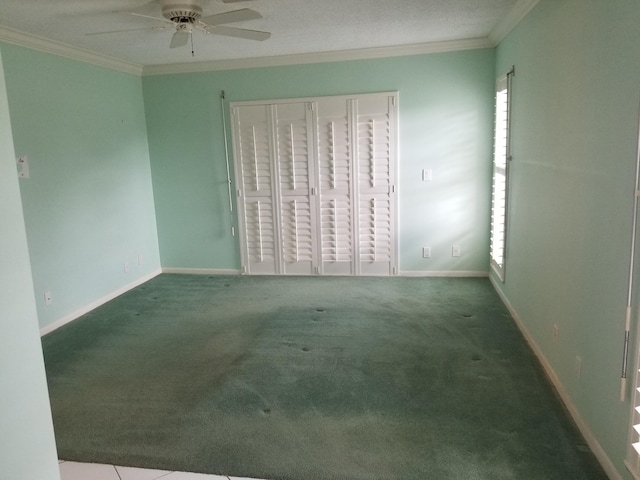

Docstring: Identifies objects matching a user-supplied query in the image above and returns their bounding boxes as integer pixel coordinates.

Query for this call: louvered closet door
[315,98,354,275]
[355,95,397,276]
[274,103,316,275]
[233,105,279,274]
[231,92,397,277]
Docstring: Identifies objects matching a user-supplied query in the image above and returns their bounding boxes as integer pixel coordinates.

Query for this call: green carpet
[42,275,607,479]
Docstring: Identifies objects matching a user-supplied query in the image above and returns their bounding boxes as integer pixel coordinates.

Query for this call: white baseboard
[39,269,162,337]
[162,267,242,275]
[163,268,488,278]
[489,276,622,480]
[399,270,489,277]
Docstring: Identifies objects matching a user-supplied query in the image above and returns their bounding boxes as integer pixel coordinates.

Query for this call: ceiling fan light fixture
[161,3,203,24]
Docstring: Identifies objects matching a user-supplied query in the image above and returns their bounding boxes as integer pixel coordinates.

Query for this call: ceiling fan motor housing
[161,3,203,23]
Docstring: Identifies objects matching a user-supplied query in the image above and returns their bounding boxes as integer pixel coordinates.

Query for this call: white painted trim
[0,0,537,79]
[39,269,161,337]
[162,267,242,275]
[142,37,493,76]
[400,270,489,278]
[489,276,622,480]
[0,25,143,75]
[489,0,541,45]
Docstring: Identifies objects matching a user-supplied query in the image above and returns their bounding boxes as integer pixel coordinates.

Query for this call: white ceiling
[0,0,536,72]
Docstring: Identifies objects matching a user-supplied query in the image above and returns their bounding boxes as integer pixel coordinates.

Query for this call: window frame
[490,69,514,281]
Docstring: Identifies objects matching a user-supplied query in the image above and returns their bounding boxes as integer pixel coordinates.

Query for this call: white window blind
[490,70,513,281]
[231,92,398,276]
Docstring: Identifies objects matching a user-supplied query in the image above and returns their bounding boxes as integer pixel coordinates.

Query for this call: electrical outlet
[422,247,431,258]
[137,254,143,266]
[452,245,461,257]
[124,262,130,273]
[422,169,433,181]
[552,324,559,344]
[17,155,29,179]
[575,355,582,379]
[44,291,53,306]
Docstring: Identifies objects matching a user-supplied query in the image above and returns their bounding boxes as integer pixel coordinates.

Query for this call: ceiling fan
[88,0,270,52]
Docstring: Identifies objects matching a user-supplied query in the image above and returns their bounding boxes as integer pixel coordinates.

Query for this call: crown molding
[142,37,493,76]
[489,0,540,45]
[0,25,143,76]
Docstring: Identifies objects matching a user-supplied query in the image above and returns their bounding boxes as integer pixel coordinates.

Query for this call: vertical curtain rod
[220,90,235,236]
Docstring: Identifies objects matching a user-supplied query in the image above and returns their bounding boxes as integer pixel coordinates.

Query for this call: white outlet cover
[16,155,29,179]
[422,247,431,258]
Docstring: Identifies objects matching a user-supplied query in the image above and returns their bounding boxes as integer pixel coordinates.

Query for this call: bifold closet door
[355,95,397,276]
[274,103,316,275]
[232,93,397,276]
[233,105,278,274]
[315,97,354,275]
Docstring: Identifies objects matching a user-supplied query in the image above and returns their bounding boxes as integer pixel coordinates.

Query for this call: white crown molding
[489,0,541,45]
[142,37,493,76]
[0,25,143,76]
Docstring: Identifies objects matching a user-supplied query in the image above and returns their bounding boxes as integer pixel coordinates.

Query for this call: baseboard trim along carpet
[489,275,622,480]
[163,268,489,278]
[400,270,489,277]
[39,269,162,337]
[162,268,243,275]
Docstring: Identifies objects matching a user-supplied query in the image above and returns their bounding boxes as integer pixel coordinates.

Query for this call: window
[490,69,514,281]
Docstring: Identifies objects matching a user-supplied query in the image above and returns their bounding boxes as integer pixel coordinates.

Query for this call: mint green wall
[494,1,640,477]
[143,50,495,273]
[1,43,161,329]
[0,49,60,480]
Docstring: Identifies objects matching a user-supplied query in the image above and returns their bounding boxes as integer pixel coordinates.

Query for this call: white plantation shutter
[231,92,397,276]
[628,360,640,479]
[355,96,397,276]
[490,72,513,281]
[316,98,354,275]
[244,198,277,273]
[234,105,278,274]
[274,103,315,275]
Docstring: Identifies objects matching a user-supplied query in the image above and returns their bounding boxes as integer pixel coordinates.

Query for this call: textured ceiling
[0,0,524,68]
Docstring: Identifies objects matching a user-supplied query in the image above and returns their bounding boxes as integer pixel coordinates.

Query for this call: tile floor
[59,460,263,480]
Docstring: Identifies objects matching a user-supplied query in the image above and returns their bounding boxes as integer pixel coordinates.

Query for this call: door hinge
[237,188,242,197]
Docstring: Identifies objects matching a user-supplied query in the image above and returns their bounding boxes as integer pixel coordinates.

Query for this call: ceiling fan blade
[170,30,190,48]
[128,12,174,25]
[86,26,166,36]
[201,8,262,26]
[208,25,270,41]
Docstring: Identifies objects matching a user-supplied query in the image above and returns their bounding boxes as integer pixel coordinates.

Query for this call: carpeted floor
[42,275,607,480]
